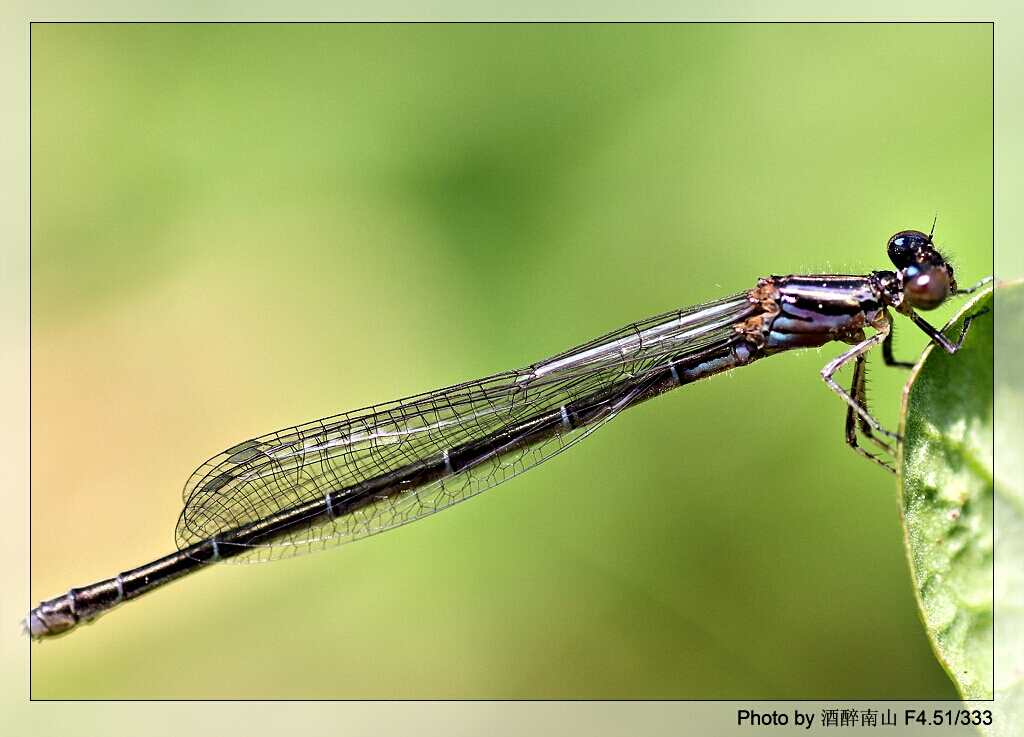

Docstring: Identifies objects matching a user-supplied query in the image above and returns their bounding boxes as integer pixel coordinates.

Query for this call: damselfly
[28,228,990,639]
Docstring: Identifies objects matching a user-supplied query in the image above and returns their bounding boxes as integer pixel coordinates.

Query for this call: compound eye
[887,230,931,268]
[904,264,950,310]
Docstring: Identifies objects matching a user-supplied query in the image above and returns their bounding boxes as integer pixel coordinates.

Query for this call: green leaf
[898,283,995,701]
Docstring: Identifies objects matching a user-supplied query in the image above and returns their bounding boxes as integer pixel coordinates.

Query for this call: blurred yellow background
[31,24,992,698]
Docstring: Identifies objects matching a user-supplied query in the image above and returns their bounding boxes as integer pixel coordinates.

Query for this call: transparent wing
[175,292,755,561]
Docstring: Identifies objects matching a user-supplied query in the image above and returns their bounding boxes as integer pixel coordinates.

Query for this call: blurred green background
[30,24,992,699]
